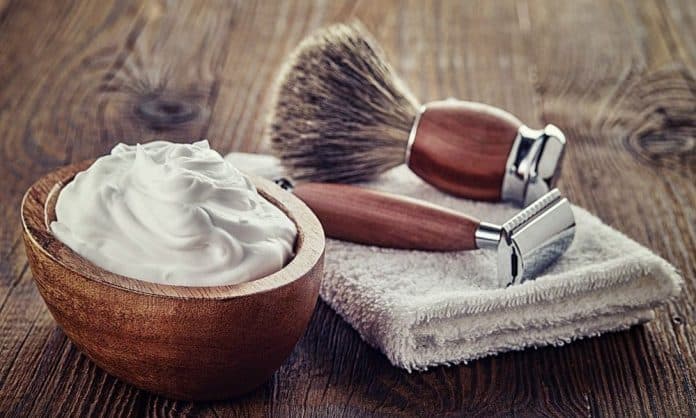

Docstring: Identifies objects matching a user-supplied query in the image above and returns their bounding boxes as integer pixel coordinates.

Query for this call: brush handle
[292,182,480,251]
[408,100,522,201]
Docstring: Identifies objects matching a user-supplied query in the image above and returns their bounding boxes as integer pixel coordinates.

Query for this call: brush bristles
[268,22,420,183]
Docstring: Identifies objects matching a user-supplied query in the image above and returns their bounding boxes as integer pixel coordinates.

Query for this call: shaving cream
[50,140,297,286]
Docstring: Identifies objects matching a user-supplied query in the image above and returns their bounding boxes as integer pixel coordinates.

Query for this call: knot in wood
[135,96,199,129]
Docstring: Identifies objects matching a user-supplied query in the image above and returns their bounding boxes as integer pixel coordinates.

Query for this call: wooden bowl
[21,161,325,400]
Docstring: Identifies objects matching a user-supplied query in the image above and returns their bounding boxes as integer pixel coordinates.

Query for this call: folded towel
[226,152,683,371]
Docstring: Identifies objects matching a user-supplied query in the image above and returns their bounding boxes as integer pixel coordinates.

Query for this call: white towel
[226,152,683,371]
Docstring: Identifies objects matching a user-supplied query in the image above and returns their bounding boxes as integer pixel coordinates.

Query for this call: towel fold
[226,152,683,371]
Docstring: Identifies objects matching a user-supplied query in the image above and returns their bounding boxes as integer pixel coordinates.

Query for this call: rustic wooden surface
[0,0,694,416]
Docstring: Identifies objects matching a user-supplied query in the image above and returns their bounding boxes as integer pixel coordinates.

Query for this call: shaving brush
[268,22,566,206]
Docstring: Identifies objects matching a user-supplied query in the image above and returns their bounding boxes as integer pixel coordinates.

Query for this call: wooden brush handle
[292,183,480,251]
[408,100,522,201]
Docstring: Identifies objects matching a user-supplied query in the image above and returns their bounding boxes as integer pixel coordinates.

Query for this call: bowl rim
[21,160,325,300]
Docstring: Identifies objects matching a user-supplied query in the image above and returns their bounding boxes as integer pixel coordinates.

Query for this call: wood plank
[524,0,696,415]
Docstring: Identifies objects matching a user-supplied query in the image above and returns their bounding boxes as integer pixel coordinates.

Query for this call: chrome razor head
[501,125,566,207]
[476,189,575,286]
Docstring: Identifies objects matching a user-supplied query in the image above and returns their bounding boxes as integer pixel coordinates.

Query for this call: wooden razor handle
[408,100,522,201]
[292,182,480,251]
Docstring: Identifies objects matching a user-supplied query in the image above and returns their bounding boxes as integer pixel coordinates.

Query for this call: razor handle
[407,100,566,206]
[292,182,480,251]
[289,181,575,286]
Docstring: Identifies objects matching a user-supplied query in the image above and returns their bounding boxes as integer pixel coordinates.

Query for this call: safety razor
[473,189,575,286]
[273,178,576,286]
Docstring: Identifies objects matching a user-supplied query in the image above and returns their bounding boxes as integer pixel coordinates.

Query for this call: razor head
[501,124,566,207]
[497,189,575,286]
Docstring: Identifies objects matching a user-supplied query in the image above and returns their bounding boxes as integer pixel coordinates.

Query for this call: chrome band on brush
[404,105,427,166]
[501,124,567,207]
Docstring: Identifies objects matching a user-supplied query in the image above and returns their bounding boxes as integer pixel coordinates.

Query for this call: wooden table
[1,1,694,416]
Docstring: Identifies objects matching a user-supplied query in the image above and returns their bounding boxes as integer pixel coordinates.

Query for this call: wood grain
[409,100,521,200]
[0,0,694,416]
[293,182,480,251]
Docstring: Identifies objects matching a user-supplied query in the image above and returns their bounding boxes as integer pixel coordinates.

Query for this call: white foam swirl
[51,140,297,286]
